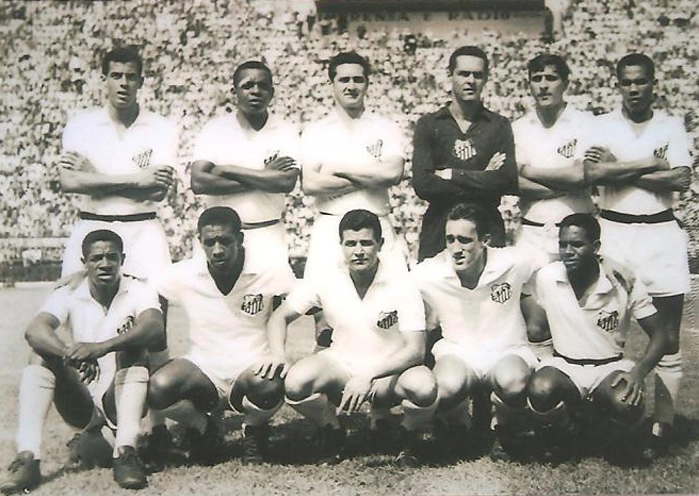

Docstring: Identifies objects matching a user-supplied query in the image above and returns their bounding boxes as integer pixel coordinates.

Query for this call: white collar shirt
[412,247,536,352]
[534,260,657,360]
[62,107,179,215]
[193,112,301,223]
[301,108,406,216]
[513,105,596,223]
[590,107,691,214]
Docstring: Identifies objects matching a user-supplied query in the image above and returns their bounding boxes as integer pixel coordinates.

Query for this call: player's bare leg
[649,294,684,458]
[528,366,583,464]
[285,354,349,464]
[372,366,438,467]
[148,359,221,465]
[432,356,478,457]
[229,366,284,464]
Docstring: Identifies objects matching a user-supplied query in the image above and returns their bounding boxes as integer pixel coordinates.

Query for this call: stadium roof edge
[315,0,546,13]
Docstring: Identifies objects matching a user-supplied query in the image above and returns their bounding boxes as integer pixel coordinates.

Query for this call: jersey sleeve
[192,119,219,164]
[628,276,657,321]
[39,287,72,324]
[300,123,323,172]
[284,279,321,316]
[130,279,163,315]
[279,122,302,169]
[395,276,426,333]
[151,118,179,170]
[149,265,183,302]
[61,115,89,156]
[666,116,692,168]
[512,119,531,167]
[381,118,407,160]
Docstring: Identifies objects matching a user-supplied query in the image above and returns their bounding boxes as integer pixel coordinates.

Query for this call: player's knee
[435,371,466,403]
[528,369,561,412]
[147,371,172,410]
[244,377,285,410]
[398,367,438,407]
[284,366,315,401]
[491,358,530,400]
[115,347,149,369]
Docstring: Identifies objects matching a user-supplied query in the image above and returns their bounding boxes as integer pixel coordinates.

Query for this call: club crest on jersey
[241,294,264,316]
[116,316,135,335]
[653,143,668,161]
[490,283,512,304]
[453,139,476,161]
[557,139,577,159]
[366,139,384,159]
[264,150,280,166]
[597,310,619,332]
[376,310,398,330]
[132,149,153,169]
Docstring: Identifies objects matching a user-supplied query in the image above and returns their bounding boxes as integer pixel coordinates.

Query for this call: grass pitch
[1,285,698,495]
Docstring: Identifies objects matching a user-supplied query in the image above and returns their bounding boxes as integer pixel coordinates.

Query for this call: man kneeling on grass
[1,230,164,493]
[527,214,668,464]
[147,207,294,465]
[265,209,437,467]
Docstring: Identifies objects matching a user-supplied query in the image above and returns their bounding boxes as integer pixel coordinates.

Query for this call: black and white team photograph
[0,0,697,494]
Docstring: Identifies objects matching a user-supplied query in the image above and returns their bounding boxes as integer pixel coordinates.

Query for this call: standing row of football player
[0,43,691,493]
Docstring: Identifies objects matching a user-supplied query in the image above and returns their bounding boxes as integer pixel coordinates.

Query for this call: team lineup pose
[527,214,667,464]
[267,209,437,467]
[57,46,178,462]
[411,203,538,461]
[301,51,408,347]
[1,230,164,493]
[190,60,300,273]
[147,207,294,465]
[584,53,691,457]
[513,54,596,358]
[412,45,518,262]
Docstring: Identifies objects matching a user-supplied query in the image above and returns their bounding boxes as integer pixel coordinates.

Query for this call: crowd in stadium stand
[0,0,697,271]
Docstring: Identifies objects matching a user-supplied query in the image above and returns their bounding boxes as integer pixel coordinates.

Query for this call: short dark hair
[448,46,489,75]
[446,203,489,239]
[339,209,382,242]
[527,53,570,82]
[101,46,143,77]
[197,207,242,234]
[81,229,124,258]
[233,60,273,88]
[616,53,655,80]
[559,213,601,243]
[328,52,370,81]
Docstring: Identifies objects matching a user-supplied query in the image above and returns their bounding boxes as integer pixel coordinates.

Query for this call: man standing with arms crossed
[1,230,164,493]
[301,51,408,346]
[584,53,692,458]
[412,45,518,262]
[191,60,300,273]
[58,46,178,465]
[513,53,596,358]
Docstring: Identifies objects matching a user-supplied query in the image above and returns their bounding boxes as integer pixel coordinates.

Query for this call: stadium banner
[314,0,546,35]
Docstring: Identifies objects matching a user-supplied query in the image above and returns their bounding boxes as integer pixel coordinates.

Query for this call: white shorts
[316,348,396,402]
[537,355,635,399]
[192,221,296,279]
[62,218,171,279]
[184,351,261,399]
[516,223,560,267]
[304,213,408,281]
[599,218,690,297]
[432,339,538,381]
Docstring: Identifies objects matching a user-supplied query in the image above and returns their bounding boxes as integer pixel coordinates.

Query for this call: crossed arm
[191,156,299,195]
[301,155,403,197]
[59,151,175,202]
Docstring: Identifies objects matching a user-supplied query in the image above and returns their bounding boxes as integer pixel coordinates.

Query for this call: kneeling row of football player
[1,205,667,493]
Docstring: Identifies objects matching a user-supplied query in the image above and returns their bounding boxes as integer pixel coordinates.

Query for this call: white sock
[286,392,340,429]
[655,352,683,426]
[401,397,438,431]
[113,366,149,456]
[241,396,282,427]
[16,365,55,459]
[529,338,554,361]
[161,399,208,434]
